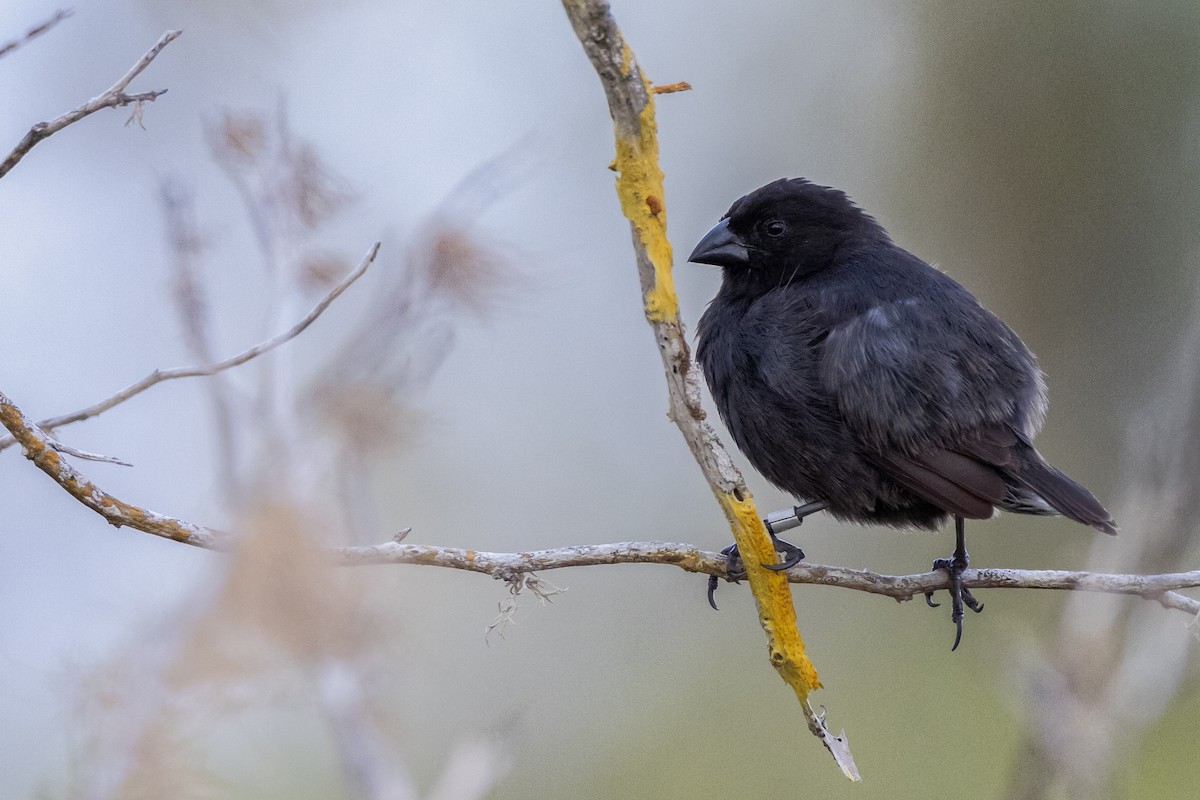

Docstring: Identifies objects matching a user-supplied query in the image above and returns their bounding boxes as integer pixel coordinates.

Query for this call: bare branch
[338,540,1200,615]
[0,390,222,548]
[5,370,1194,618]
[4,379,1195,638]
[0,9,72,61]
[0,29,180,180]
[0,243,382,453]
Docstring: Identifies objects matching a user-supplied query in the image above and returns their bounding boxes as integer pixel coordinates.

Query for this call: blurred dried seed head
[210,109,353,238]
[300,252,351,290]
[160,181,211,342]
[174,503,378,683]
[111,712,219,800]
[423,223,518,316]
[217,114,266,164]
[284,141,352,229]
[311,383,431,456]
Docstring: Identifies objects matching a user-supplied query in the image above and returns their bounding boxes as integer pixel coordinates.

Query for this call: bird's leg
[925,515,984,650]
[707,500,827,610]
[726,499,825,577]
[761,499,827,571]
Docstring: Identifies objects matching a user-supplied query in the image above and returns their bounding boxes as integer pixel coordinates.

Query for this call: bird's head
[688,178,886,286]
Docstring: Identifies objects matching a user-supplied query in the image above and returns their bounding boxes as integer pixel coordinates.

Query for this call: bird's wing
[813,287,1042,518]
[869,432,1011,519]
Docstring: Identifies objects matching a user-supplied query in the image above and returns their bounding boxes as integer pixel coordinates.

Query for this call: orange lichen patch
[0,394,213,546]
[646,194,664,217]
[650,81,692,95]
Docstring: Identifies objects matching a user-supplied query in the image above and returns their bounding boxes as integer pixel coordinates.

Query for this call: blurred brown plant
[1005,276,1200,799]
[55,107,525,799]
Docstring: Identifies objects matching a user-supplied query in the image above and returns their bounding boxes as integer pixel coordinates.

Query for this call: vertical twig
[161,180,242,499]
[559,0,858,779]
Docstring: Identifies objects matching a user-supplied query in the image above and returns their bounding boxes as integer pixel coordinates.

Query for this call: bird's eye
[764,220,787,237]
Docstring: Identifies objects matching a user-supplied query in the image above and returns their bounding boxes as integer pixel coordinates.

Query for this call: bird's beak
[688,218,750,267]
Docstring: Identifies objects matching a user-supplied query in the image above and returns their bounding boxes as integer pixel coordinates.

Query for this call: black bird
[689,178,1116,649]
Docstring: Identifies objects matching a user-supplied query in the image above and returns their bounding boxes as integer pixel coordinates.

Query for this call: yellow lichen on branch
[722,493,822,692]
[561,0,831,738]
[612,89,678,322]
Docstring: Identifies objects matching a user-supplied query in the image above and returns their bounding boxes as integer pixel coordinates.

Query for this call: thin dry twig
[0,9,72,61]
[0,242,379,545]
[160,180,241,496]
[0,243,382,453]
[339,540,1200,616]
[317,658,419,800]
[0,28,180,179]
[3,377,1197,628]
[5,379,1197,618]
[650,81,692,95]
[48,438,133,467]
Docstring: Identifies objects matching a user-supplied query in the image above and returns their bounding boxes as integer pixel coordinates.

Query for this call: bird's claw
[707,544,745,610]
[721,542,747,580]
[707,573,736,610]
[707,502,826,610]
[708,535,803,610]
[761,536,806,571]
[929,544,984,651]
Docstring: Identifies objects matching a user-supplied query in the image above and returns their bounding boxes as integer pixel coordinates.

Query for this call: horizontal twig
[6,370,1194,619]
[0,28,180,179]
[0,242,381,453]
[339,540,1200,616]
[3,374,1196,618]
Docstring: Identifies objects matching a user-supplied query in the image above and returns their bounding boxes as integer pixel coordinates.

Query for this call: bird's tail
[1005,453,1117,535]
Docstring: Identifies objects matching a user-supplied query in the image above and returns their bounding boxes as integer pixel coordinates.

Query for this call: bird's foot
[706,542,745,610]
[924,521,984,650]
[708,535,806,610]
[760,533,806,572]
[720,532,806,579]
[707,502,827,610]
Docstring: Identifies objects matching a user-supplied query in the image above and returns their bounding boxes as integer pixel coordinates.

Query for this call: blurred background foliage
[1,1,1198,798]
